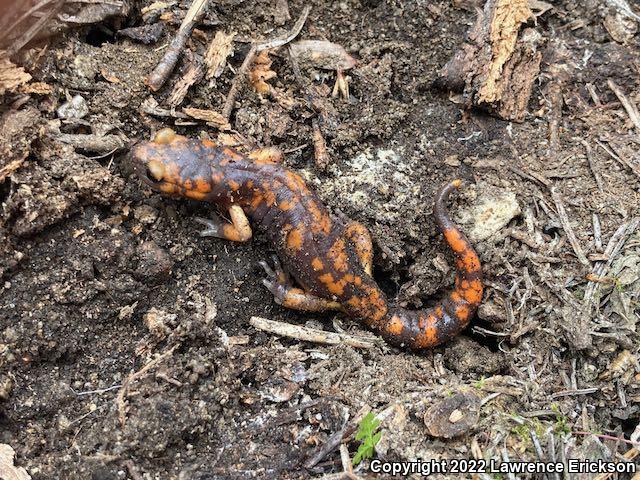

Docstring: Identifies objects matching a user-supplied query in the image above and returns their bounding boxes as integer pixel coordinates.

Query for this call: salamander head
[131,128,215,200]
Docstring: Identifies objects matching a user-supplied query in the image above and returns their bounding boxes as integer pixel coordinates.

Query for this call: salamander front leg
[260,255,342,312]
[195,205,252,242]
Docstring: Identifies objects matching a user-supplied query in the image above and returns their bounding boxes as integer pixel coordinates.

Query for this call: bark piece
[437,0,542,122]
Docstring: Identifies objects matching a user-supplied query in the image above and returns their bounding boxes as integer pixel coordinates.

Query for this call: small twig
[146,0,210,91]
[593,213,603,252]
[221,45,257,120]
[10,0,65,53]
[550,387,599,398]
[583,217,640,308]
[550,187,590,266]
[608,79,640,132]
[124,460,144,480]
[596,140,640,179]
[305,408,349,468]
[578,139,604,191]
[117,344,180,427]
[221,6,310,121]
[249,316,378,349]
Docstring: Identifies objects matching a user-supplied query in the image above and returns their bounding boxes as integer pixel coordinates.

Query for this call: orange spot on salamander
[318,273,345,296]
[311,258,324,271]
[195,177,212,193]
[385,315,405,336]
[413,314,438,348]
[328,238,349,272]
[286,228,304,251]
[279,199,296,211]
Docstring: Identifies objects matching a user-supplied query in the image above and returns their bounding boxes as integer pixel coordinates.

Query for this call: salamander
[131,128,483,349]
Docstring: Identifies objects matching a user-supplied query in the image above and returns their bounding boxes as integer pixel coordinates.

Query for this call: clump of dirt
[1,0,639,479]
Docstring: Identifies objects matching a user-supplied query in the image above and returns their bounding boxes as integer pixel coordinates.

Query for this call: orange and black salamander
[131,128,483,349]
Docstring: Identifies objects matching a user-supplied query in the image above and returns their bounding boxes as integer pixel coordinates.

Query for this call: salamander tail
[378,180,483,349]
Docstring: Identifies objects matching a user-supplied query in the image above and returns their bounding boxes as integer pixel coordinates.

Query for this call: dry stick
[116,344,180,427]
[221,5,311,121]
[608,79,640,132]
[583,217,640,311]
[596,139,640,179]
[221,45,257,120]
[249,316,378,349]
[593,213,603,252]
[578,139,604,191]
[305,408,349,469]
[10,0,65,53]
[146,0,210,91]
[549,187,590,266]
[593,446,639,480]
[0,0,54,44]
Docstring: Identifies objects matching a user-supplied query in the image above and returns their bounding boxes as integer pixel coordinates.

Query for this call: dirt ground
[1,0,640,478]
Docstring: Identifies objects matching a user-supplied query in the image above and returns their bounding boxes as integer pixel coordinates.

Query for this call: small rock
[3,327,18,343]
[443,336,504,375]
[143,308,175,339]
[57,95,89,120]
[456,184,520,242]
[477,299,507,324]
[117,23,165,44]
[134,205,159,225]
[0,375,14,401]
[134,240,174,283]
[424,391,480,438]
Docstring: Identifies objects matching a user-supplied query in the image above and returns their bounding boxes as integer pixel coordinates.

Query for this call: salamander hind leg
[260,255,342,312]
[195,205,252,242]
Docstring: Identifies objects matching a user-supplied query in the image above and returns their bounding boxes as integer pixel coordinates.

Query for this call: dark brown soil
[1,0,639,479]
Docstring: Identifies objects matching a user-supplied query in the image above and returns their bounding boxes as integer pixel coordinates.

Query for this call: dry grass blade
[550,187,590,266]
[116,344,180,427]
[608,79,640,133]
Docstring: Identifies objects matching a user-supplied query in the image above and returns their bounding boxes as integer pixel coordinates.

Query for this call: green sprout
[352,412,382,466]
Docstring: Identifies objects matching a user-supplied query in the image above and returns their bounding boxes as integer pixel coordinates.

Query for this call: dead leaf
[0,444,31,480]
[0,50,31,95]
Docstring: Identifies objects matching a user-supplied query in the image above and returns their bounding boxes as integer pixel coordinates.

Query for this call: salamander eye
[146,159,165,181]
[154,128,176,145]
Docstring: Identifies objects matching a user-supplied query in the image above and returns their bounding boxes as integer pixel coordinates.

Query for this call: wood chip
[0,50,31,95]
[0,444,31,480]
[437,0,541,121]
[608,79,640,132]
[167,53,203,107]
[182,107,230,129]
[204,30,235,79]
